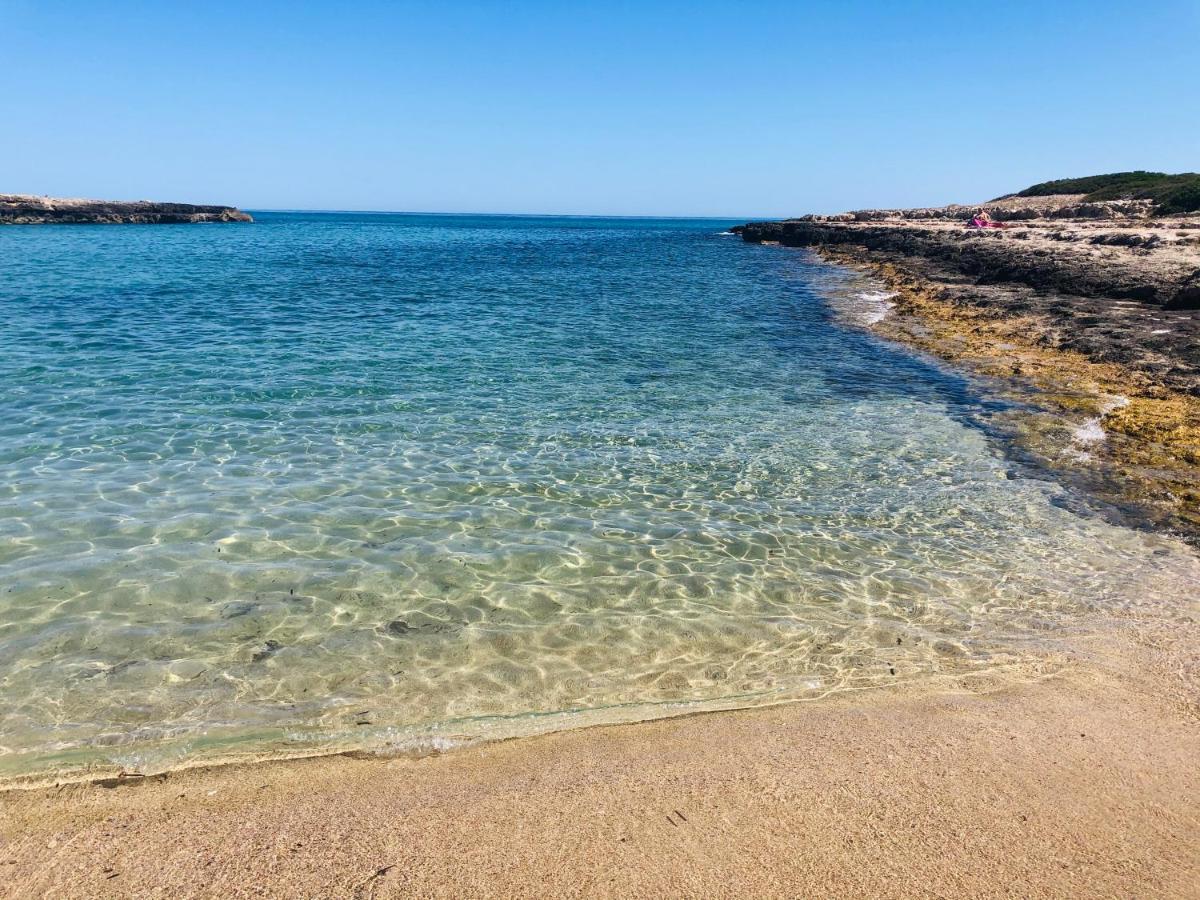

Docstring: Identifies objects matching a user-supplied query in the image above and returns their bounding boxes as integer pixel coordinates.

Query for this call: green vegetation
[1009,171,1200,214]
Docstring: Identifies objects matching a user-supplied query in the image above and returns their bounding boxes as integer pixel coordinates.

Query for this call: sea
[1,212,1196,780]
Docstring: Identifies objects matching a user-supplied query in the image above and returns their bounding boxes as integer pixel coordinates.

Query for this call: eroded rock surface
[737,201,1200,394]
[1,193,253,224]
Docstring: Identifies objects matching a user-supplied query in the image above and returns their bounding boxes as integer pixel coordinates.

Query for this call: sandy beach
[3,603,1198,899]
[4,0,1198,893]
[4,191,1200,898]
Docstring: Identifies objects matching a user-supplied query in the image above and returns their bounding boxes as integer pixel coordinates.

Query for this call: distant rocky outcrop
[0,194,253,224]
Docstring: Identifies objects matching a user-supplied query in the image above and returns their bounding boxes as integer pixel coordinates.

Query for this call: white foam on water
[823,288,899,327]
[854,290,898,325]
[1072,419,1107,445]
[1102,394,1131,413]
[1070,394,1129,447]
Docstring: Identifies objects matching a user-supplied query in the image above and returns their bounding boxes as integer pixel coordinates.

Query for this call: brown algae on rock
[830,254,1200,539]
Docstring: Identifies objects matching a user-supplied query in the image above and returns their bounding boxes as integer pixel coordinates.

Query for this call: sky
[2,1,1197,217]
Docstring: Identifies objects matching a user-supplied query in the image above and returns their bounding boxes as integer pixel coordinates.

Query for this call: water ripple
[0,213,1196,778]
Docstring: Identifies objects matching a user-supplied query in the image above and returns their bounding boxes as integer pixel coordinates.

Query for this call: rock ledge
[1,194,253,224]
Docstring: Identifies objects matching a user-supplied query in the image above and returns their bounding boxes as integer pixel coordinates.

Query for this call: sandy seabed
[4,233,1200,897]
[2,612,1198,899]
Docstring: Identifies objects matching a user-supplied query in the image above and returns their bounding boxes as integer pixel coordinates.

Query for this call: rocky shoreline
[737,193,1200,542]
[0,193,252,224]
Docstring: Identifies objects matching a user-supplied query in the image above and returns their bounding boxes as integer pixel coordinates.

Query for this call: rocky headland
[738,173,1200,542]
[0,193,252,224]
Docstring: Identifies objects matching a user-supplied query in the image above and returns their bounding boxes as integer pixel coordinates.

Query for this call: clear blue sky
[2,1,1197,216]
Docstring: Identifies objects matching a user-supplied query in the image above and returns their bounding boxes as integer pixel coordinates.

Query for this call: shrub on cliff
[1009,171,1200,214]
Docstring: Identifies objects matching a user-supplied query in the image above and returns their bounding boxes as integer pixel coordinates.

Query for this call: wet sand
[3,617,1198,898]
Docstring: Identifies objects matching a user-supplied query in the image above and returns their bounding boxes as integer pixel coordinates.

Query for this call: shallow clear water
[1,213,1196,778]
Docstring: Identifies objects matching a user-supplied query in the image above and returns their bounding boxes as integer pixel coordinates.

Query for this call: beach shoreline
[3,604,1197,898]
[4,202,1200,897]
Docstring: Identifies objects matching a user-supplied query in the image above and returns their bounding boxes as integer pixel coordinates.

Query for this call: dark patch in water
[252,639,283,662]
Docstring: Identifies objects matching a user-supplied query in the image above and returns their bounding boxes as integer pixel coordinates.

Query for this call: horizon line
[245,207,764,221]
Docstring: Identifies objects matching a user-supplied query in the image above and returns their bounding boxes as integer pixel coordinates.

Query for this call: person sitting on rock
[967,210,1004,228]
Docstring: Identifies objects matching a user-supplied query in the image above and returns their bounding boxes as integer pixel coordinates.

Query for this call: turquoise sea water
[1,213,1197,779]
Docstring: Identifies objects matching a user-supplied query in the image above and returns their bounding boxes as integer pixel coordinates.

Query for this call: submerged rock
[252,639,283,662]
